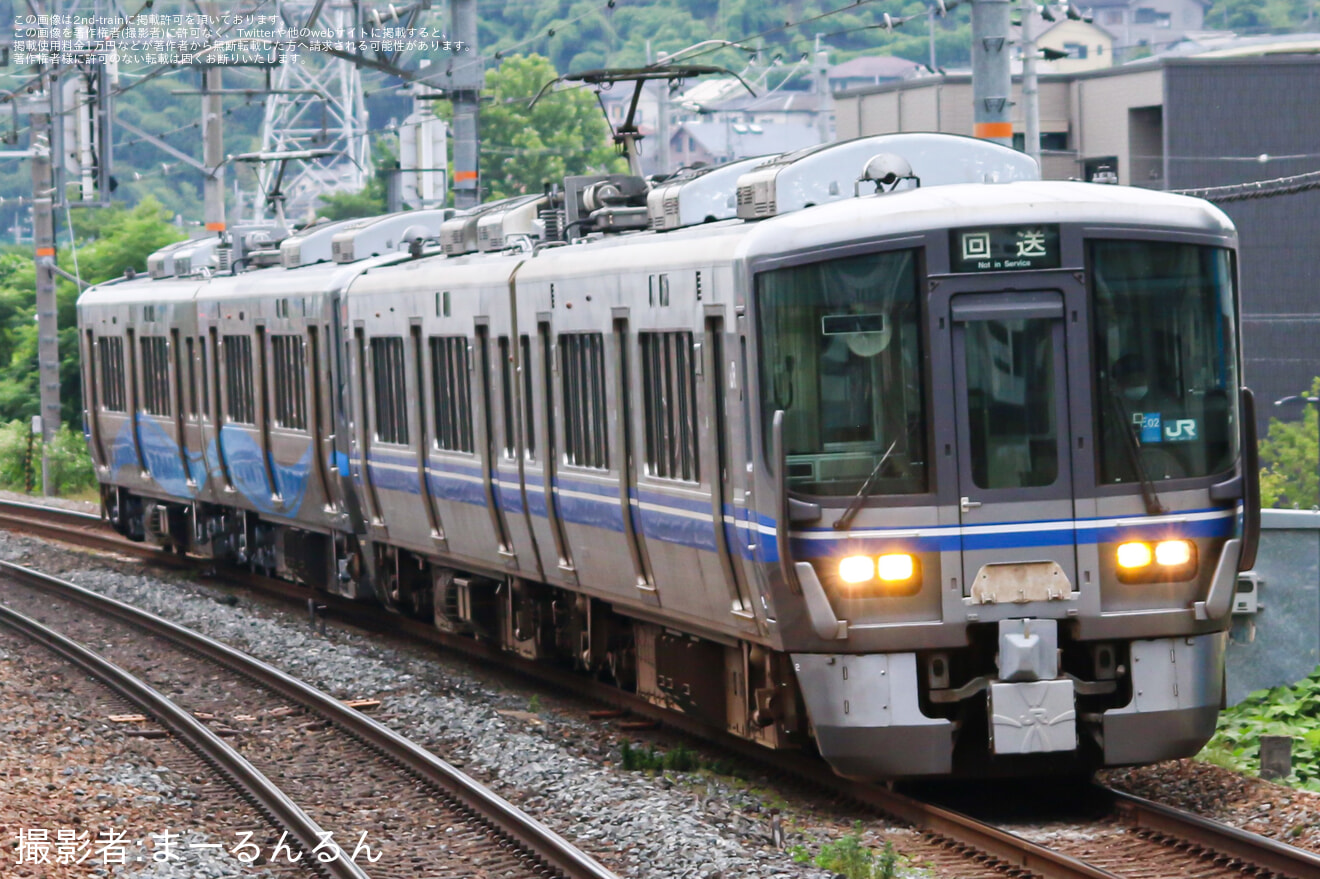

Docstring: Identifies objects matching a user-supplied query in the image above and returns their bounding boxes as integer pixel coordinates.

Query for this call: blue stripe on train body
[106,420,312,517]
[354,447,1235,566]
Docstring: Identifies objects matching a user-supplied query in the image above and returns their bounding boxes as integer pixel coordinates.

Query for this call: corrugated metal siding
[1165,60,1320,431]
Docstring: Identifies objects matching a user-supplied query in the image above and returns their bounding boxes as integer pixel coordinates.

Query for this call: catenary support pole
[31,105,58,496]
[450,0,480,208]
[1021,0,1041,168]
[203,3,225,233]
[971,0,1013,146]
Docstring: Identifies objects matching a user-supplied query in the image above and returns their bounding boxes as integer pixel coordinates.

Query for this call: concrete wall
[1227,509,1320,704]
[1071,67,1164,186]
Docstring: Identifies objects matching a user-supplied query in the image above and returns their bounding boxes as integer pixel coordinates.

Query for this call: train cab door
[946,290,1080,603]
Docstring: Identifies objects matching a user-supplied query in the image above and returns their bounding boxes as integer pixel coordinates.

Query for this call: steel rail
[1103,785,1320,879]
[0,598,368,879]
[0,559,620,879]
[0,497,187,564]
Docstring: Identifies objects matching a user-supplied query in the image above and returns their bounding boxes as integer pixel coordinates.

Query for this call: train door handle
[960,496,982,512]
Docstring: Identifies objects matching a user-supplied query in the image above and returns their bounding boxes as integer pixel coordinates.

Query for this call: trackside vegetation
[1200,665,1320,792]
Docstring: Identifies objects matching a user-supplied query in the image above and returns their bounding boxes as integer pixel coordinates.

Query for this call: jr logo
[1164,419,1198,442]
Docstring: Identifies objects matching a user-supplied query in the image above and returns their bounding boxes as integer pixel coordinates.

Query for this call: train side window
[98,336,127,413]
[185,338,198,416]
[498,336,515,458]
[520,335,535,460]
[222,334,256,424]
[429,336,473,452]
[197,336,209,417]
[271,334,308,430]
[559,332,609,469]
[370,336,408,445]
[139,336,171,416]
[639,331,699,481]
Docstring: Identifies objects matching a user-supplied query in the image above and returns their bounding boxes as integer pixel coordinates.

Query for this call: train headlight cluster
[837,552,920,592]
[1115,539,1197,582]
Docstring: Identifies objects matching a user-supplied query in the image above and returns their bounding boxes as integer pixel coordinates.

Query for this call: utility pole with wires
[201,0,225,233]
[972,0,1013,147]
[446,0,481,208]
[1020,0,1041,168]
[29,100,58,496]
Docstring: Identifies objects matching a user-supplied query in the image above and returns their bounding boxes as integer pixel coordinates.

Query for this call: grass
[789,824,909,879]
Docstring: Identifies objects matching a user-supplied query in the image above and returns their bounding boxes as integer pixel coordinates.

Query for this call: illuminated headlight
[1116,539,1198,583]
[1116,542,1152,569]
[838,555,875,584]
[876,553,915,582]
[1155,539,1193,567]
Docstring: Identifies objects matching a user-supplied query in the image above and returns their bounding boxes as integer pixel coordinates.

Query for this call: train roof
[80,178,1237,311]
[77,274,206,307]
[734,179,1236,264]
[197,251,411,302]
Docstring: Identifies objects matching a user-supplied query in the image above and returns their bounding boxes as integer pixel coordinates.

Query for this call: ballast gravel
[0,530,914,878]
[0,628,280,879]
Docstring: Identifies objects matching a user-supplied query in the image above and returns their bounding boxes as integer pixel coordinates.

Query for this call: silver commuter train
[77,133,1260,778]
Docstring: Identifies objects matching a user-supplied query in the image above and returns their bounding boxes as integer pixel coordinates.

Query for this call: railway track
[4,497,1319,879]
[0,556,620,879]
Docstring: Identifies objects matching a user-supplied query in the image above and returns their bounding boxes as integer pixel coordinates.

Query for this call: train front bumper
[792,630,1226,779]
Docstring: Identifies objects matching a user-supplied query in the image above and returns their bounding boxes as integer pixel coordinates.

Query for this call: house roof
[828,55,924,80]
[672,121,821,158]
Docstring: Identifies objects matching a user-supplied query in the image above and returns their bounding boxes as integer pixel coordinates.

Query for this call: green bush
[1200,665,1320,791]
[0,420,97,497]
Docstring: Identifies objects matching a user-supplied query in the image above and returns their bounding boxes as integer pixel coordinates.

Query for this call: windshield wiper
[1107,389,1168,516]
[833,439,899,531]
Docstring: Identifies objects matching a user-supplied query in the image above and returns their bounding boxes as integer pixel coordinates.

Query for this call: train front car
[745,180,1257,778]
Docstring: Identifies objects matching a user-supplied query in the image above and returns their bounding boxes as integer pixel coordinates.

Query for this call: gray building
[835,53,1320,434]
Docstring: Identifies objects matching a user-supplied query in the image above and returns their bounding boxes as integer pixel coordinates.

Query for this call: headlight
[876,553,915,581]
[833,552,921,596]
[838,554,875,584]
[1115,539,1198,583]
[1116,542,1152,569]
[1155,539,1193,567]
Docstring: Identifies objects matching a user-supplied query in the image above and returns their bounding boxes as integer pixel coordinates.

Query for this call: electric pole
[30,103,58,496]
[203,1,225,233]
[814,47,832,144]
[1021,0,1041,168]
[972,0,1013,146]
[448,0,481,208]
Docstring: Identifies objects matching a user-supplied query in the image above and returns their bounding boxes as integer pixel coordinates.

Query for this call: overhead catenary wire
[1173,168,1320,203]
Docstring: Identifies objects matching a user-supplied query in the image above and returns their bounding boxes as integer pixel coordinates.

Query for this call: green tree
[476,54,625,200]
[0,197,182,428]
[315,136,399,220]
[1259,376,1320,510]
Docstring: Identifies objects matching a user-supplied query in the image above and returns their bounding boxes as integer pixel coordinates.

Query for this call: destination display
[950,224,1061,273]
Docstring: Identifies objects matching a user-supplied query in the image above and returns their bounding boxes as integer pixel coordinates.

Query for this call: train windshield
[756,248,928,497]
[1091,241,1238,483]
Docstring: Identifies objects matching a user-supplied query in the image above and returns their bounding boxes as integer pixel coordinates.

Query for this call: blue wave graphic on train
[110,418,312,516]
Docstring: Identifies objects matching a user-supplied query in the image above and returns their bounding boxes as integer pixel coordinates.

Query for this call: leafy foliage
[0,421,96,496]
[1259,377,1320,509]
[475,54,625,200]
[789,824,902,879]
[0,198,182,431]
[1204,0,1320,32]
[315,137,399,221]
[1201,665,1320,792]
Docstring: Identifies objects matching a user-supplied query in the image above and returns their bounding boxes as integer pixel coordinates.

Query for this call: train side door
[948,291,1079,601]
